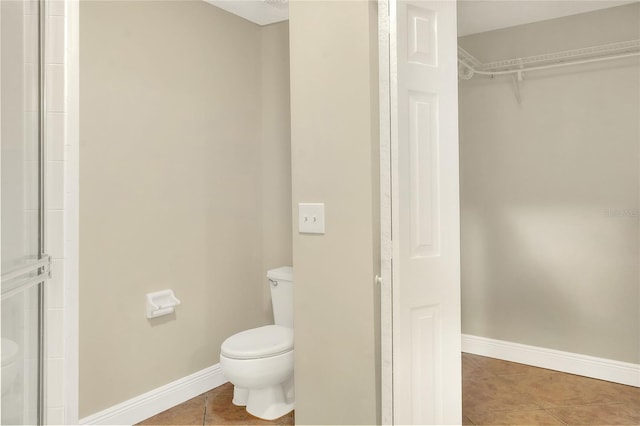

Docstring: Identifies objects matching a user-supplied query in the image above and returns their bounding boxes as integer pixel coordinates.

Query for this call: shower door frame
[0,0,51,423]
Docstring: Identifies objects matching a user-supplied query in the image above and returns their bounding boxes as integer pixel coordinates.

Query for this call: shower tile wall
[44,1,66,423]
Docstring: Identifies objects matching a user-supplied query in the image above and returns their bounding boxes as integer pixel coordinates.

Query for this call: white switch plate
[298,203,325,234]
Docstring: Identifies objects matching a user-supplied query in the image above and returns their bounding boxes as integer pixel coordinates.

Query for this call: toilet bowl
[1,338,19,396]
[220,267,294,420]
[220,325,294,420]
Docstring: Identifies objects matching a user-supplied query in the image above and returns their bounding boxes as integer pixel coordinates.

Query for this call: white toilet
[220,266,294,420]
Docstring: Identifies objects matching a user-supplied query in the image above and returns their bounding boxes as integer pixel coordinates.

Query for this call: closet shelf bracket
[511,74,522,104]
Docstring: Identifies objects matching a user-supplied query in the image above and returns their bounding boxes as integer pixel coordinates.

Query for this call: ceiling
[203,0,288,26]
[457,0,638,36]
[203,0,638,33]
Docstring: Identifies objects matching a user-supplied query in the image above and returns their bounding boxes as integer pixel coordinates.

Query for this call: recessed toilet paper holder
[146,289,181,319]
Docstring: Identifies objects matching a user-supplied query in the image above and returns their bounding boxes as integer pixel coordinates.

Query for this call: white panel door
[390,0,461,424]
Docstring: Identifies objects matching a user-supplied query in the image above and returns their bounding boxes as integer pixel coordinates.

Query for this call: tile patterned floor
[137,353,640,425]
[136,382,294,426]
[463,353,640,425]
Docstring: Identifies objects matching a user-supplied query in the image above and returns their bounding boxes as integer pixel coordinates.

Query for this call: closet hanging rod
[458,39,640,79]
[459,51,640,78]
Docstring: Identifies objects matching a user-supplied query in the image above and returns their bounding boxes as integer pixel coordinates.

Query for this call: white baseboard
[462,334,640,387]
[79,364,227,425]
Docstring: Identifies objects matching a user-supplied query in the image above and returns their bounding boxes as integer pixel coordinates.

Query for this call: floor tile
[463,374,541,418]
[468,409,565,425]
[137,394,205,425]
[462,353,482,381]
[462,414,475,425]
[599,381,640,411]
[462,353,640,426]
[136,353,638,426]
[204,383,294,426]
[500,371,620,408]
[466,353,551,377]
[547,403,640,425]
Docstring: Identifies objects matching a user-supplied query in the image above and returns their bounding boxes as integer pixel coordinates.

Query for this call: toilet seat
[221,325,293,360]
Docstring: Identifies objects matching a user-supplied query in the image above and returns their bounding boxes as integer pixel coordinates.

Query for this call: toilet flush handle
[269,278,278,287]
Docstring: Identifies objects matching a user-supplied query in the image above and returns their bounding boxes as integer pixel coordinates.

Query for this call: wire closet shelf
[458,39,640,80]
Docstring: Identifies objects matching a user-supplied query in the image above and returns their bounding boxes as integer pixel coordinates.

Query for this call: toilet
[220,266,294,420]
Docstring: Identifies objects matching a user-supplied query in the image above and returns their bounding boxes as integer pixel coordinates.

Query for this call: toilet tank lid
[267,266,293,282]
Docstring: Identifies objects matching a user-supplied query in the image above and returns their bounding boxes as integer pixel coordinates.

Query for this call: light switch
[298,203,325,234]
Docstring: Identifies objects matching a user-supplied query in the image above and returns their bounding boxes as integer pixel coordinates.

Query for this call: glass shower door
[1,0,49,424]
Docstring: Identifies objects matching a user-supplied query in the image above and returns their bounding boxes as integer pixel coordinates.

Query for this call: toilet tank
[267,266,293,328]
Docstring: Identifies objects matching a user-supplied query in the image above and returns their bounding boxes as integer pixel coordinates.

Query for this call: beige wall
[459,3,640,364]
[79,1,291,416]
[289,1,380,424]
[261,22,292,316]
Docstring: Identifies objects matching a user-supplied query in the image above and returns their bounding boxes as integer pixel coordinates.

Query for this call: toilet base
[231,376,294,420]
[232,386,249,406]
